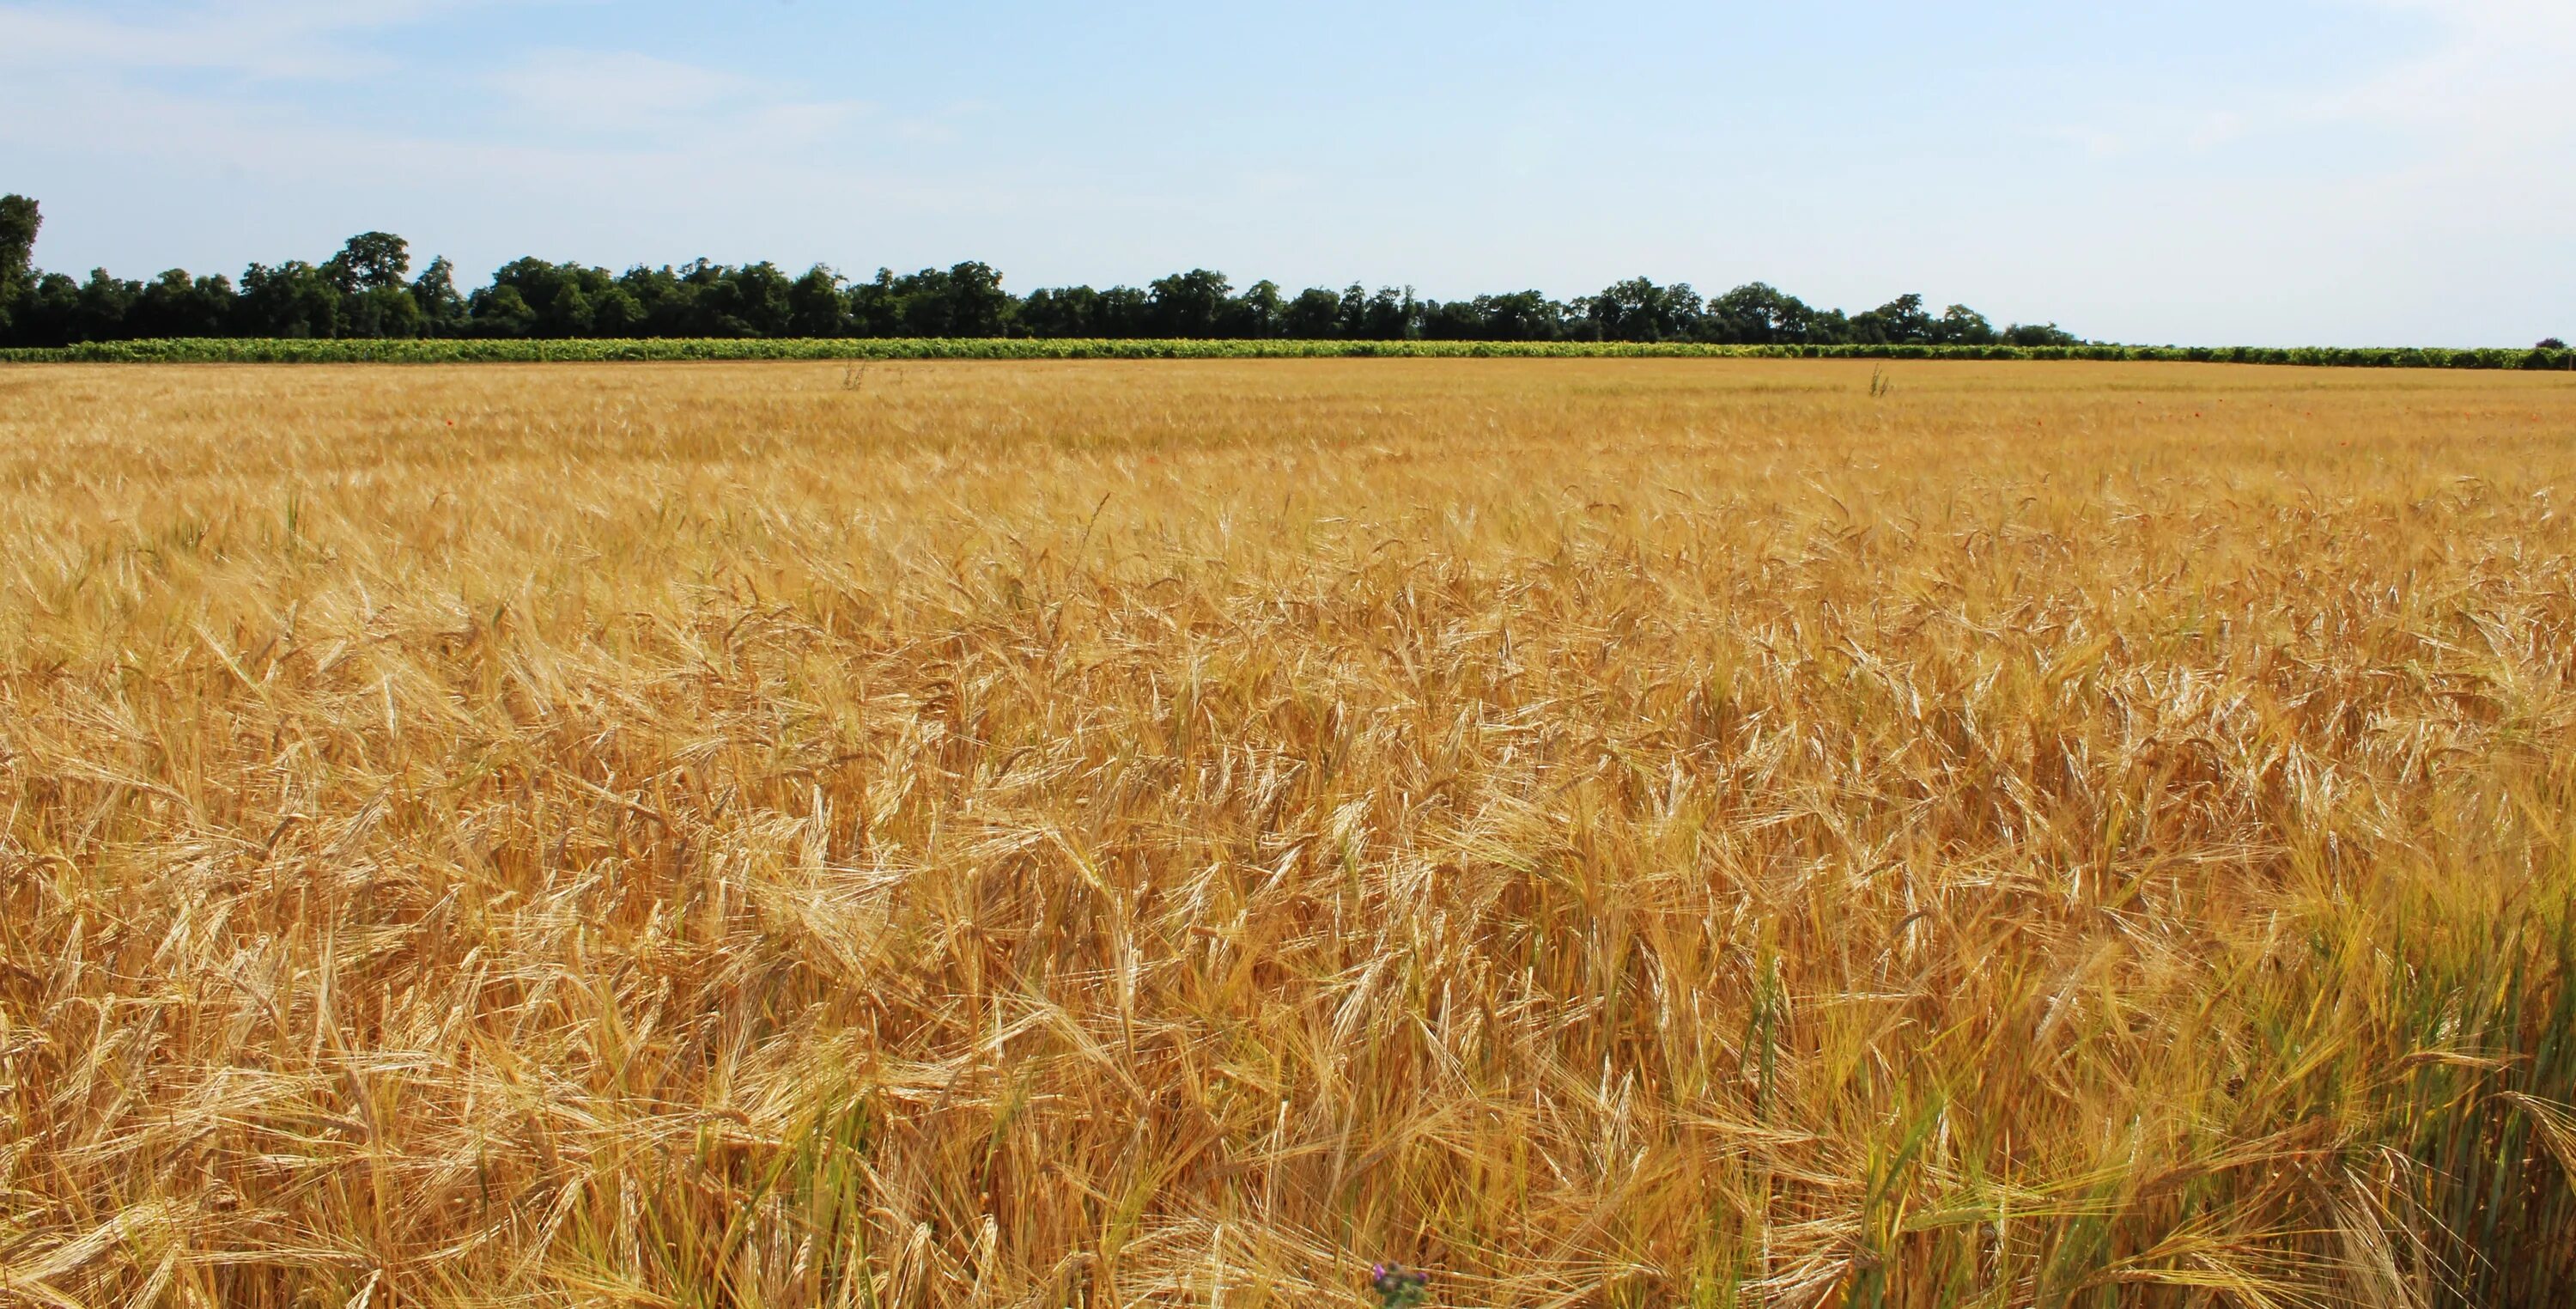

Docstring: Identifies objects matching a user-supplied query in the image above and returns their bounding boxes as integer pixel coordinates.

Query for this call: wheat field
[2,359,2573,1308]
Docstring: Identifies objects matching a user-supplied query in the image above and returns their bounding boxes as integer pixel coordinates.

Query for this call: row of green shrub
[4,337,2573,368]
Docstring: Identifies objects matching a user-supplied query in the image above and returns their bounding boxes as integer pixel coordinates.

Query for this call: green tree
[934,261,1011,337]
[409,258,470,336]
[1284,287,1343,338]
[238,261,343,338]
[1584,277,1702,342]
[1223,279,1285,338]
[788,265,848,336]
[1334,283,1373,338]
[1015,285,1101,338]
[1850,293,1935,344]
[71,269,143,341]
[848,268,904,335]
[0,194,38,296]
[1471,290,1565,341]
[1708,283,1825,344]
[2006,321,2081,347]
[0,194,39,340]
[1358,286,1421,339]
[325,232,411,294]
[1147,268,1231,337]
[470,284,538,338]
[867,262,1012,337]
[543,282,595,338]
[1095,285,1150,336]
[592,286,647,336]
[132,270,234,338]
[9,272,80,346]
[1932,303,1997,345]
[342,285,424,338]
[616,265,696,336]
[697,261,792,337]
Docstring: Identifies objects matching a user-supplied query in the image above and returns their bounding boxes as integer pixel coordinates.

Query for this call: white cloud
[2041,0,2576,156]
[0,4,917,188]
[0,7,1030,283]
[2037,0,2576,238]
[2319,0,2576,130]
[0,0,517,79]
[483,49,871,142]
[2301,0,2576,240]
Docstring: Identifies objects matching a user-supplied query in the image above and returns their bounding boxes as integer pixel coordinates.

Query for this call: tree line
[0,194,2087,347]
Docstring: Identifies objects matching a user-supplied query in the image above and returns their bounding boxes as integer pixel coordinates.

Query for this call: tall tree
[0,194,39,339]
[0,194,37,299]
[237,261,342,338]
[1283,287,1343,338]
[72,270,143,342]
[788,266,849,336]
[325,232,411,294]
[592,284,647,336]
[132,270,235,338]
[1850,293,1935,344]
[1223,280,1285,338]
[934,262,1012,337]
[1016,285,1101,338]
[342,286,424,338]
[1096,285,1150,336]
[1932,303,1997,345]
[9,273,80,346]
[470,284,538,338]
[409,258,470,336]
[1707,283,1819,344]
[1475,290,1568,341]
[1584,277,1702,342]
[1146,269,1231,338]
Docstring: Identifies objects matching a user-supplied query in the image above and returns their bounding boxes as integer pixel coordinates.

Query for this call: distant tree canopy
[0,193,43,339]
[0,194,2087,348]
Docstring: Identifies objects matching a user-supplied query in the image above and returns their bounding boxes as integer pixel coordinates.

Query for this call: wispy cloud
[2304,0,2576,234]
[0,3,1036,280]
[0,0,519,79]
[0,3,928,182]
[2042,0,2576,161]
[2317,0,2576,135]
[483,49,870,144]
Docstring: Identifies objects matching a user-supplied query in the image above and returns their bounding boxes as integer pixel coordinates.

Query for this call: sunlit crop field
[3,359,2574,1308]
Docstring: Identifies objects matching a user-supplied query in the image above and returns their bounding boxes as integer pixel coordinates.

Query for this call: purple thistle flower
[1370,1262,1431,1307]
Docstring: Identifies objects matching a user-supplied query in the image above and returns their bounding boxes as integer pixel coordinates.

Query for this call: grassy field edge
[5,336,2574,368]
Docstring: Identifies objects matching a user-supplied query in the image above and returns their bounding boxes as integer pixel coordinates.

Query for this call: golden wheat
[2,359,2573,1307]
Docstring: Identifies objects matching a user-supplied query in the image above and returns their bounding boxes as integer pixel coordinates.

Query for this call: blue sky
[2,1,2568,345]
